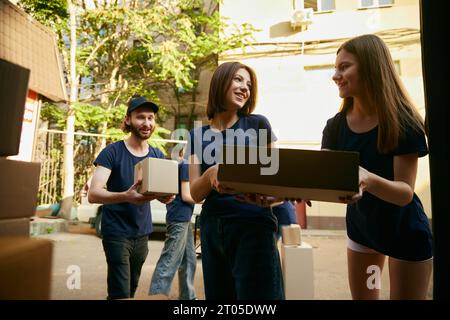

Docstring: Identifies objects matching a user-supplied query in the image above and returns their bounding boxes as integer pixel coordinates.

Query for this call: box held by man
[134,157,178,196]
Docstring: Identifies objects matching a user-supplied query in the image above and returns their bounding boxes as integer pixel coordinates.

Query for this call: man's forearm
[88,188,128,205]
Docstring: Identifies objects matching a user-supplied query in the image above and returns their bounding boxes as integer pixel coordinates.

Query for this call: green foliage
[148,127,172,155]
[22,0,257,124]
[40,102,66,126]
[73,102,107,131]
[105,127,126,142]
[22,0,256,201]
[127,2,258,93]
[42,102,171,154]
[20,0,257,112]
[18,0,68,26]
[105,104,127,128]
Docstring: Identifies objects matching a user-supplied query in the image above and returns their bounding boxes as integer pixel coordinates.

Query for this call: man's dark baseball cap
[127,96,159,115]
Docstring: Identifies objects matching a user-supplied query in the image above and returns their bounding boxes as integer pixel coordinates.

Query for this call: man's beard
[130,123,154,140]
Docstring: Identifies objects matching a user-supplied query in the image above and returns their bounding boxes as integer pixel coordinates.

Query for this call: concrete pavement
[37,223,432,300]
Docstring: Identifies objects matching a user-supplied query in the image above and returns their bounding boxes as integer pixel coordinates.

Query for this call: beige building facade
[219,0,430,228]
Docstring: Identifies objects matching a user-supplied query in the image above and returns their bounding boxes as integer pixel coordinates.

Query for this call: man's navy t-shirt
[322,112,432,261]
[166,159,195,223]
[93,140,165,238]
[273,201,297,226]
[185,114,277,223]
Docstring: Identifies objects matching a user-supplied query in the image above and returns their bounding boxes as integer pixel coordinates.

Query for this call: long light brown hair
[206,62,258,120]
[338,34,425,153]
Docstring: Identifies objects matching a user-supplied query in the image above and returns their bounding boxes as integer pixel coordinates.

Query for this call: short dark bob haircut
[206,62,258,120]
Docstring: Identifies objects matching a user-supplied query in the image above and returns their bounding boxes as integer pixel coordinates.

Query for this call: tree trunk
[188,69,200,130]
[63,1,77,199]
[99,66,120,150]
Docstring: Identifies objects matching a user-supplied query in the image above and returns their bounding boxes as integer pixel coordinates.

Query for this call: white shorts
[347,237,379,254]
[347,236,433,262]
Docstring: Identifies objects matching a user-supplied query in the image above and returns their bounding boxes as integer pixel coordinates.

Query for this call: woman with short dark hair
[186,61,284,300]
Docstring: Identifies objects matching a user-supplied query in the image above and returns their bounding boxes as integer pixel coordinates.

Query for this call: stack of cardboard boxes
[281,224,314,300]
[0,59,53,300]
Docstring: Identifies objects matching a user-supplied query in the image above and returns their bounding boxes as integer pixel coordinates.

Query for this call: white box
[134,157,178,196]
[281,242,314,300]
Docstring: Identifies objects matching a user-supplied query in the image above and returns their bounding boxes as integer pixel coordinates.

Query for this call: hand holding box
[134,157,179,196]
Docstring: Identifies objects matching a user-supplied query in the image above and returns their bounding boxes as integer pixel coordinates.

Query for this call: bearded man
[89,96,174,299]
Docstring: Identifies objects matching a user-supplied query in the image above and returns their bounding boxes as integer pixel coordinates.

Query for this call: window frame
[302,0,336,13]
[317,0,336,13]
[358,0,395,10]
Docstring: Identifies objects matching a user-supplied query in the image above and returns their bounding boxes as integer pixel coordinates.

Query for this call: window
[360,0,394,9]
[294,65,342,141]
[297,0,336,12]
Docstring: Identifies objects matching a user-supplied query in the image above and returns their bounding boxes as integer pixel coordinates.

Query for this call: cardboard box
[281,224,302,246]
[134,157,178,196]
[0,218,30,237]
[281,243,314,300]
[0,158,41,219]
[218,146,359,203]
[0,59,30,156]
[0,237,53,299]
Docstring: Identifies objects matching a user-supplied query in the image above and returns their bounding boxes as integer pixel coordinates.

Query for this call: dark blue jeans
[200,215,284,300]
[102,235,149,299]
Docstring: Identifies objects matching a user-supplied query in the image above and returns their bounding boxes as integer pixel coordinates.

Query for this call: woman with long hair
[322,34,433,299]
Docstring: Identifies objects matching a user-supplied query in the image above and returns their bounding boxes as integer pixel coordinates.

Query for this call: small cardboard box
[281,224,302,246]
[0,218,30,237]
[281,243,314,300]
[0,237,53,300]
[0,59,30,156]
[134,157,178,196]
[217,146,359,203]
[0,158,41,219]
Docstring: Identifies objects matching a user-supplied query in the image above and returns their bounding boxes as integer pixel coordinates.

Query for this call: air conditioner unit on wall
[291,8,314,30]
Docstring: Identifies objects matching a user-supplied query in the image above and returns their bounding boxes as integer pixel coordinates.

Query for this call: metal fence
[33,129,99,205]
[32,129,186,206]
[32,128,319,206]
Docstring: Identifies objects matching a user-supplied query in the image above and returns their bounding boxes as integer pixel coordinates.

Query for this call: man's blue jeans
[149,221,197,300]
[200,215,285,300]
[102,235,149,299]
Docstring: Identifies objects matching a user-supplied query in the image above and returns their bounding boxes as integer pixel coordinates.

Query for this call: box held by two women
[217,146,359,203]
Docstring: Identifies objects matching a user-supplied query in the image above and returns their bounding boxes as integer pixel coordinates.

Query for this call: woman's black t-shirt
[321,112,432,261]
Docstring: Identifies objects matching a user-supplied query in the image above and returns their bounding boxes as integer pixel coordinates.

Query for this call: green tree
[19,0,68,26]
[19,0,257,201]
